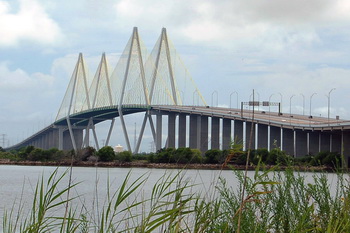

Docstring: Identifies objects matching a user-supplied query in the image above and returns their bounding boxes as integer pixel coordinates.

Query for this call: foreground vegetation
[2,163,350,232]
[0,145,342,169]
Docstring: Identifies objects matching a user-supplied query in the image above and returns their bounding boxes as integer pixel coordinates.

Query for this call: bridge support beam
[245,122,255,150]
[178,114,187,148]
[156,113,162,151]
[342,131,350,168]
[295,130,307,157]
[211,117,220,150]
[200,116,208,152]
[309,132,319,155]
[331,133,342,153]
[257,124,268,149]
[270,126,281,150]
[320,133,331,152]
[190,115,199,149]
[222,119,231,150]
[282,128,294,156]
[167,113,176,148]
[234,120,243,143]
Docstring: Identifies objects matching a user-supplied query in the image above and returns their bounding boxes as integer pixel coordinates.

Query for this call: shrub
[117,151,133,162]
[97,146,115,162]
[155,148,175,163]
[0,151,20,161]
[28,148,46,161]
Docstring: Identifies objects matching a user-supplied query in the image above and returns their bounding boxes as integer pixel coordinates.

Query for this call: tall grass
[2,165,350,232]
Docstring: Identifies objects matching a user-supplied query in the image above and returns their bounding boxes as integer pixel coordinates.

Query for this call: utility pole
[0,134,6,147]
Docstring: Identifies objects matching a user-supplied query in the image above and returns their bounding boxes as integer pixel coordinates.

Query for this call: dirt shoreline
[0,160,334,172]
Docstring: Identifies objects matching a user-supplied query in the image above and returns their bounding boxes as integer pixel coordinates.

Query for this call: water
[0,165,344,230]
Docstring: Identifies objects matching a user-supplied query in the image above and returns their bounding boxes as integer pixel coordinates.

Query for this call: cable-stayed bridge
[6,27,350,165]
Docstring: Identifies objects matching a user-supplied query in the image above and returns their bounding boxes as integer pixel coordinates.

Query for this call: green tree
[117,151,132,162]
[97,146,116,162]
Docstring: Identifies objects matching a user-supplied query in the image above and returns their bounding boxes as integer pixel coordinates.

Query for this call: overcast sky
[1,0,350,150]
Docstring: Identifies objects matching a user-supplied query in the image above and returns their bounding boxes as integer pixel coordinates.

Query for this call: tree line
[0,145,342,168]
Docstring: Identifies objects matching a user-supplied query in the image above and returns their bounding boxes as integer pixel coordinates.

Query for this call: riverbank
[0,159,336,172]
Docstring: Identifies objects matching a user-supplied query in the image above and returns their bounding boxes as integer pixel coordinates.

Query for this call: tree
[97,146,115,162]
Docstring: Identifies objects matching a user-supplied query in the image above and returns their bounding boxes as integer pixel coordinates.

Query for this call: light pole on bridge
[193,90,197,106]
[300,93,305,115]
[309,93,317,117]
[289,95,295,124]
[211,90,218,107]
[230,91,238,109]
[327,88,336,125]
[278,92,283,113]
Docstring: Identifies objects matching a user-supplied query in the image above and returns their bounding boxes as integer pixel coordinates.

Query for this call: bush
[0,151,20,161]
[97,146,115,162]
[117,151,132,162]
[155,148,175,163]
[252,148,269,165]
[205,149,224,164]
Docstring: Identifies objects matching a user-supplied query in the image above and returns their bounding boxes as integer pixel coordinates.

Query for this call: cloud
[113,0,350,50]
[0,62,54,93]
[0,0,62,47]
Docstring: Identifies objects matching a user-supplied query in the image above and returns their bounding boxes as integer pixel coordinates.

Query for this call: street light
[300,93,305,115]
[192,90,197,105]
[327,88,336,125]
[278,92,283,113]
[211,90,218,107]
[289,95,295,117]
[230,91,238,109]
[309,93,317,117]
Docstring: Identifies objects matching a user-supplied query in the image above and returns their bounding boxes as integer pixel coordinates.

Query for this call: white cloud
[0,62,54,92]
[0,0,62,46]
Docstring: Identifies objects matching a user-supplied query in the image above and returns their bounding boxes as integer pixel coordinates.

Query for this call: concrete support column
[74,129,83,149]
[222,119,231,150]
[234,120,243,143]
[309,132,319,155]
[190,115,199,149]
[52,129,59,149]
[320,133,331,152]
[342,131,350,168]
[257,124,268,149]
[178,114,186,148]
[156,113,162,151]
[211,117,220,149]
[245,122,255,150]
[270,126,281,150]
[43,134,48,150]
[331,133,342,153]
[295,130,307,157]
[282,128,294,156]
[58,127,64,150]
[200,116,208,153]
[167,113,176,148]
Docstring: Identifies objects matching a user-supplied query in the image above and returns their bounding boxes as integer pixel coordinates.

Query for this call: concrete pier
[190,115,199,149]
[200,116,208,152]
[222,119,231,150]
[270,126,281,150]
[309,132,319,155]
[211,117,220,149]
[178,114,186,148]
[167,113,176,148]
[295,130,307,156]
[245,122,255,150]
[282,128,294,156]
[257,124,268,149]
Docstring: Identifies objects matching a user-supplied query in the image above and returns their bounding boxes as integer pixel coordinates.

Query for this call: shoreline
[0,160,336,172]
